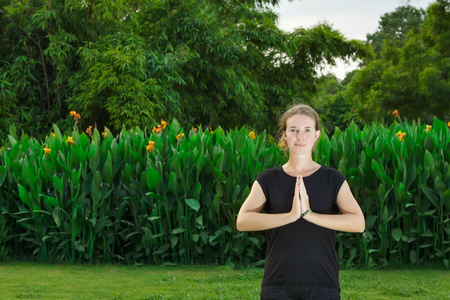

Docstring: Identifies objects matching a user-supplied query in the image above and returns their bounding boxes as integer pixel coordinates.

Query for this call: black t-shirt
[256,166,346,290]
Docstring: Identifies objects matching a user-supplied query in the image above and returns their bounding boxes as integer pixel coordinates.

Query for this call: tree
[0,0,369,143]
[347,0,450,123]
[310,73,360,134]
[366,5,425,58]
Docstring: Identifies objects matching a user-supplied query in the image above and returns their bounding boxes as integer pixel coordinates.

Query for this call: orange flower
[209,126,214,134]
[161,119,167,129]
[191,127,198,133]
[176,132,185,140]
[392,109,399,118]
[102,128,110,138]
[44,147,51,155]
[52,132,56,138]
[86,126,93,136]
[447,121,450,128]
[396,130,406,142]
[279,141,286,149]
[70,111,81,121]
[146,141,155,153]
[425,125,432,133]
[66,136,75,145]
[152,125,162,133]
[248,131,256,139]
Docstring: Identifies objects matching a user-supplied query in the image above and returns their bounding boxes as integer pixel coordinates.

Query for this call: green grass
[0,263,448,299]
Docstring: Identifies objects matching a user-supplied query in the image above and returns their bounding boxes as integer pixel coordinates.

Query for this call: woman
[236,104,365,300]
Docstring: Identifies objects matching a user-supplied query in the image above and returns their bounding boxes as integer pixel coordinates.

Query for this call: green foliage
[347,0,450,123]
[1,119,449,267]
[0,121,283,264]
[310,74,361,134]
[314,118,450,267]
[366,5,425,58]
[0,0,369,144]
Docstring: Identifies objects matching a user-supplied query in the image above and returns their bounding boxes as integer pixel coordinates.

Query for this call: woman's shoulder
[319,165,340,174]
[257,166,284,178]
[317,166,347,181]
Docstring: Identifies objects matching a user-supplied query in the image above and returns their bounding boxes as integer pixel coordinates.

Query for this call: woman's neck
[283,153,320,177]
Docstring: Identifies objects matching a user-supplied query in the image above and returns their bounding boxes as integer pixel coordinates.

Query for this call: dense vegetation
[0,0,449,267]
[0,0,368,143]
[321,0,449,128]
[0,118,449,266]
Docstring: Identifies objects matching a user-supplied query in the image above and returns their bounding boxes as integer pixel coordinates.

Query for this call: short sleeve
[255,171,269,200]
[331,169,347,205]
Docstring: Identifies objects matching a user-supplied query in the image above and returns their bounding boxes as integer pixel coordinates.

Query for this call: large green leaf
[147,167,161,190]
[185,198,200,212]
[102,151,113,185]
[168,171,177,195]
[88,144,100,172]
[423,150,435,171]
[421,185,439,208]
[391,228,402,242]
[154,243,170,255]
[91,172,102,210]
[193,182,202,200]
[72,144,86,166]
[17,184,32,209]
[44,196,59,207]
[53,175,64,197]
[52,208,63,227]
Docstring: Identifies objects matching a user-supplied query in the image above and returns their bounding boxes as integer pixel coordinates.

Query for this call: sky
[271,0,435,79]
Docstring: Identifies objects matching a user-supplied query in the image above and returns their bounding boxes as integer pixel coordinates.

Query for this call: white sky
[271,0,435,79]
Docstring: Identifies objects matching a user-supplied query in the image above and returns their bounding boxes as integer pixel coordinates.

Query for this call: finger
[299,175,304,190]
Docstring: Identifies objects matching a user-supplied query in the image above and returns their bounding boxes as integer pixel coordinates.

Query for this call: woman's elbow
[346,213,365,233]
[236,215,248,232]
[356,216,365,233]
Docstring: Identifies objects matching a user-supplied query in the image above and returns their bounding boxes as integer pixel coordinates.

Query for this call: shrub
[0,120,283,264]
[0,118,449,267]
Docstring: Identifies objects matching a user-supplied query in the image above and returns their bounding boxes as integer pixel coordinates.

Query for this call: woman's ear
[315,130,321,141]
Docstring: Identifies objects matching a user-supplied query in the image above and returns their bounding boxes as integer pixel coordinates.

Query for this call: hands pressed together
[291,175,312,221]
[237,168,365,232]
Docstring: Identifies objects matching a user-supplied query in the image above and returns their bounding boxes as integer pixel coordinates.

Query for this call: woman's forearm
[303,211,365,233]
[236,211,296,232]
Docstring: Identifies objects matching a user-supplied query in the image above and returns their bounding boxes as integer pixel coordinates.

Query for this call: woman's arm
[236,179,301,232]
[300,177,365,233]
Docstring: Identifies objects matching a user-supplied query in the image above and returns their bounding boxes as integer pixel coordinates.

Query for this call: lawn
[0,262,448,299]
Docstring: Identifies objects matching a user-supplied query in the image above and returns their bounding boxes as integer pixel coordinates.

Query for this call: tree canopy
[0,0,368,142]
[347,0,450,123]
[366,5,425,58]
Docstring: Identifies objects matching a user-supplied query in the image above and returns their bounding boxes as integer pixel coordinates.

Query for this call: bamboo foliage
[0,119,449,267]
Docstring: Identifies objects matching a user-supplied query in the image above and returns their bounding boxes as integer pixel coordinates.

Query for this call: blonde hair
[278,104,320,150]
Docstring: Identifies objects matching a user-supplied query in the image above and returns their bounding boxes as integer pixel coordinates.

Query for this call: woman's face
[283,114,320,155]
